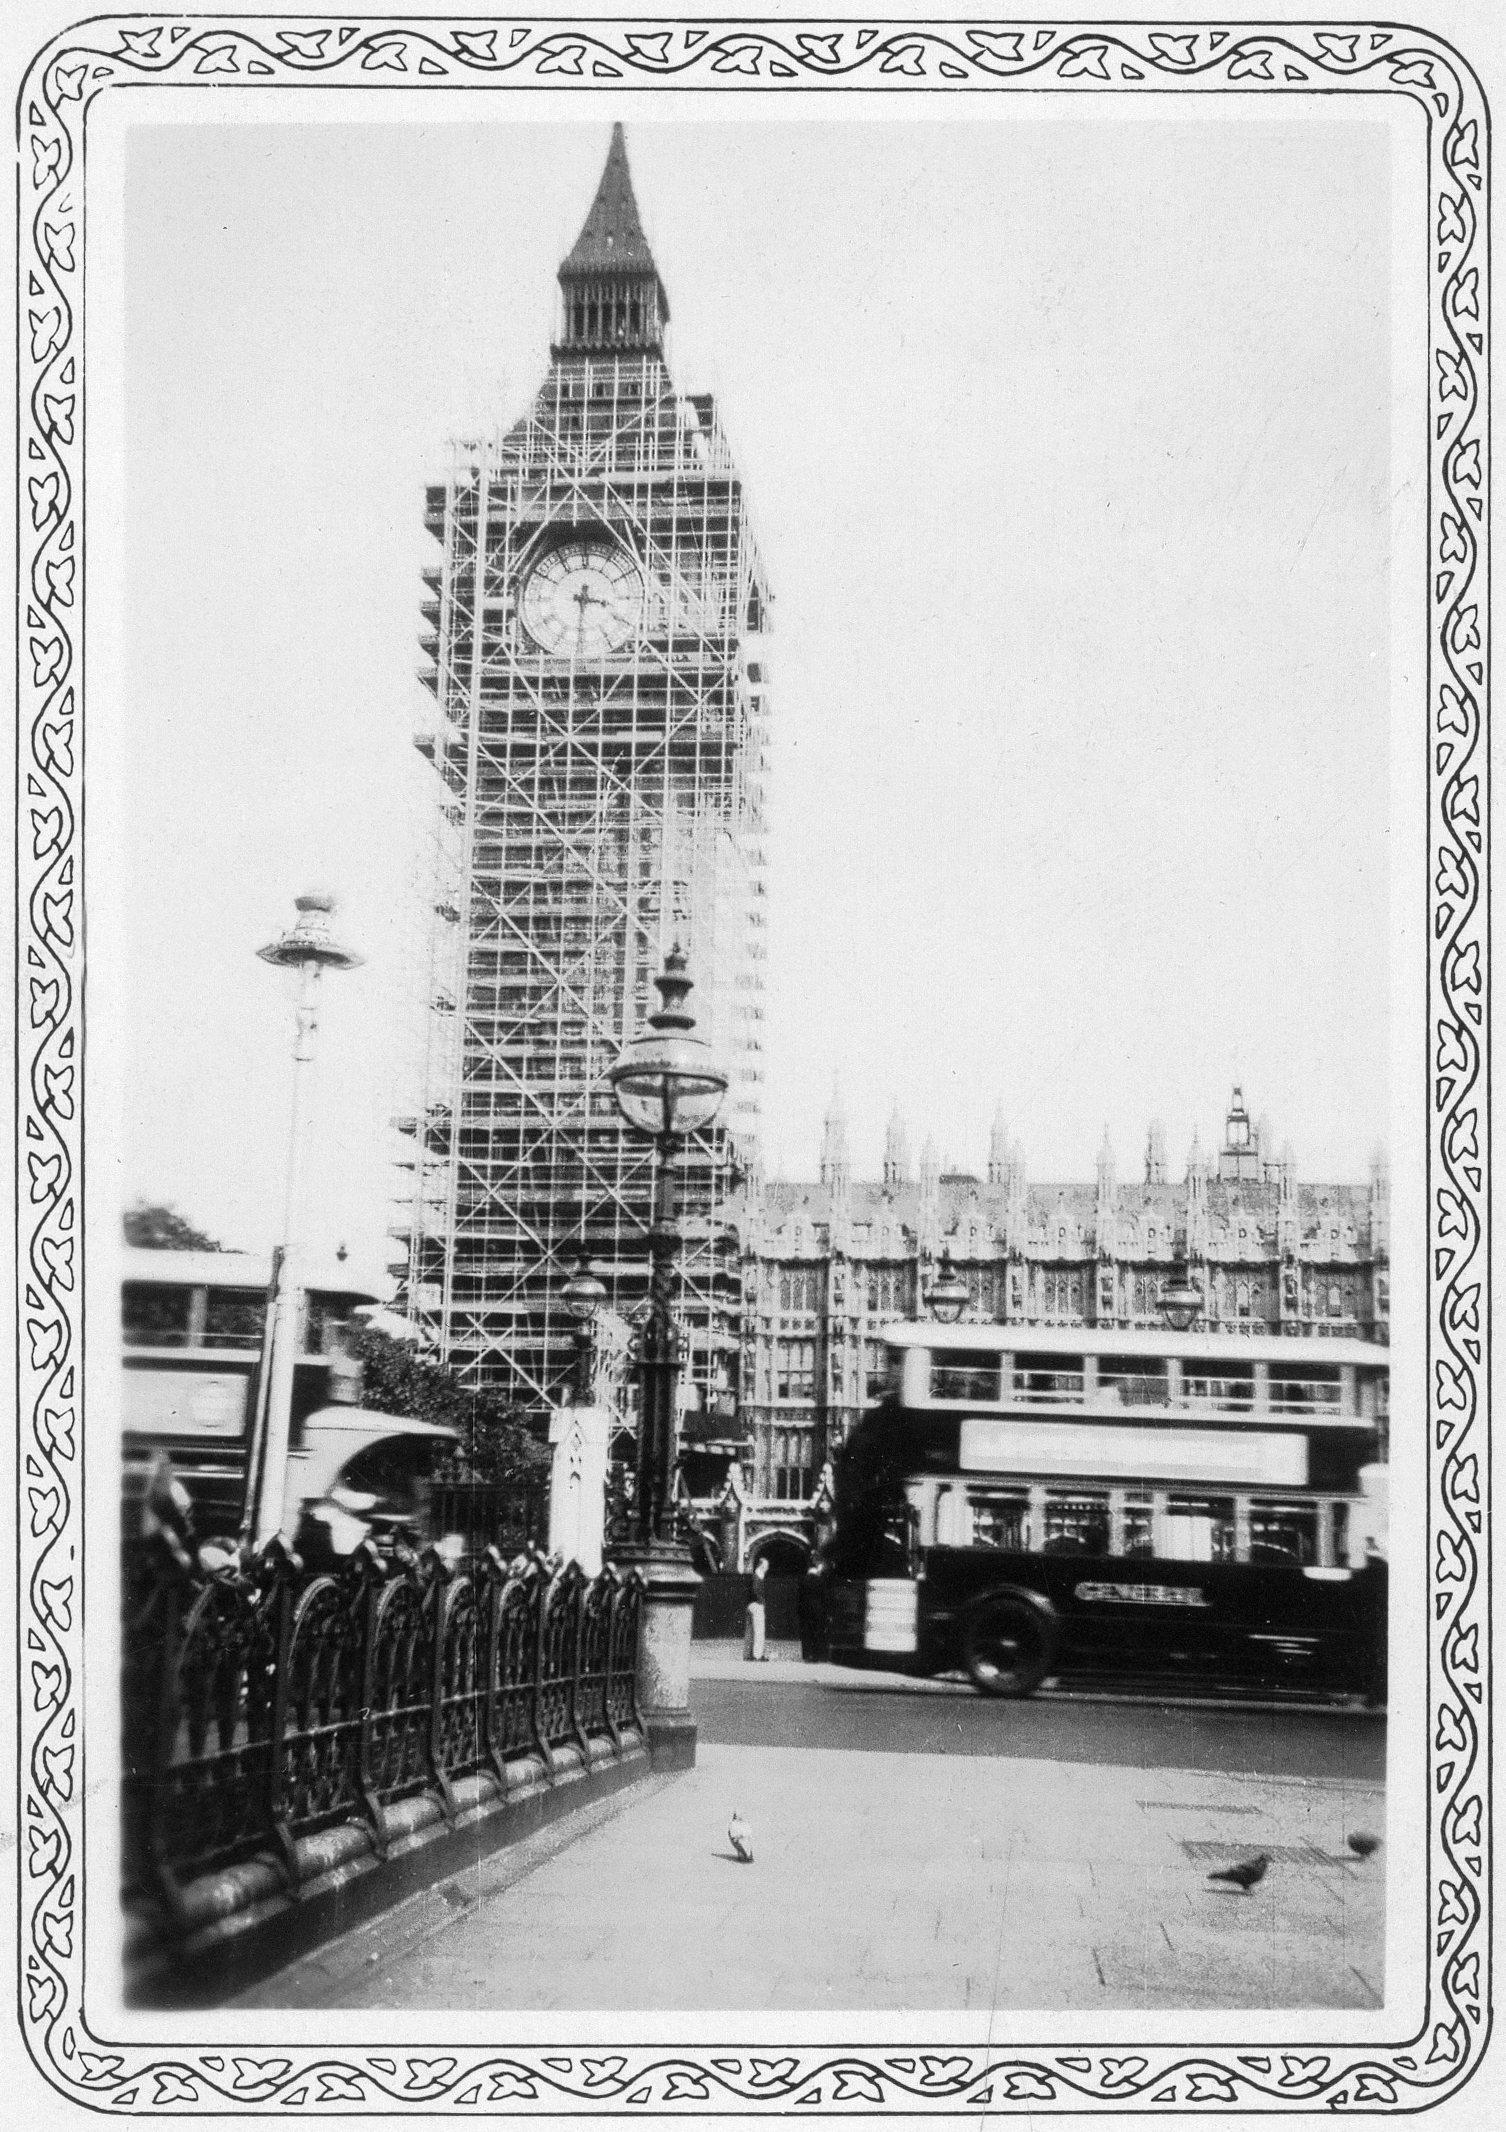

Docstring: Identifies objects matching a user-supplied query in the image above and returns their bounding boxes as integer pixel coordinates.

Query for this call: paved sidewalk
[241,1733,1385,2013]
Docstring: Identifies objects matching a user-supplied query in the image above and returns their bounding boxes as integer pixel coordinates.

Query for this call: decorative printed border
[14,12,1489,2116]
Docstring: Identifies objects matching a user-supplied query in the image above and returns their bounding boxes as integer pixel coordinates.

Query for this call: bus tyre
[962,1594,1057,1699]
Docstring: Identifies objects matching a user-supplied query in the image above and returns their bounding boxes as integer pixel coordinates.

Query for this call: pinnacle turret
[820,1078,850,1195]
[883,1104,910,1188]
[988,1103,1009,1184]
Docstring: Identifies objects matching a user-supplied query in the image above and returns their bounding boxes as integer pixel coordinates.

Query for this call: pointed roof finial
[560,124,664,288]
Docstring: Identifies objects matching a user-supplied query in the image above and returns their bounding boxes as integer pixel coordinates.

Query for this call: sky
[121,109,1398,1288]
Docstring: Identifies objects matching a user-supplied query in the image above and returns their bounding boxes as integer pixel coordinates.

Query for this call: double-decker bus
[826,1323,1388,1701]
[122,1248,455,1563]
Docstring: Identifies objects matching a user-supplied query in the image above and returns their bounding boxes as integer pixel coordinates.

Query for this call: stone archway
[746,1531,812,1580]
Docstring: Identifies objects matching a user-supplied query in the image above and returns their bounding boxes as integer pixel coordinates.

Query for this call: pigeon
[1347,1831,1382,1860]
[728,1809,754,1864]
[1207,1853,1270,1893]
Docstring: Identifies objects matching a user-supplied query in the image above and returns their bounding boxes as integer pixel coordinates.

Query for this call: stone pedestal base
[610,1541,702,1770]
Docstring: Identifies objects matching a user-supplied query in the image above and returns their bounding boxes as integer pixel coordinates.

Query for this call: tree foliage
[123,1201,225,1251]
[351,1327,549,1490]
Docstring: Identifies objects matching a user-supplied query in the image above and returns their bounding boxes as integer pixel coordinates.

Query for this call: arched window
[1327,1283,1343,1317]
[1236,1281,1251,1318]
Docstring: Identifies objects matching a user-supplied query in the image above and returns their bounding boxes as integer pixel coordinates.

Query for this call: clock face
[519,539,643,658]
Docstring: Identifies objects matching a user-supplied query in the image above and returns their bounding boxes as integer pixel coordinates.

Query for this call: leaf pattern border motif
[13,12,1489,2116]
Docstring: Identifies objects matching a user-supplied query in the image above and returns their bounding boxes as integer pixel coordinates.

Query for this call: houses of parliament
[704,1086,1389,1515]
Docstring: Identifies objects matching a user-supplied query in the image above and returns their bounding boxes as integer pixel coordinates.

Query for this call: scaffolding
[395,128,770,1420]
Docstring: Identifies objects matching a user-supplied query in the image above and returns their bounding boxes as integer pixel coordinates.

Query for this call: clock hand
[570,578,596,653]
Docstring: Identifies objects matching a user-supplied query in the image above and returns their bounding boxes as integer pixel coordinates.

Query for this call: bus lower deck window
[970,1492,1029,1550]
[1162,1495,1237,1563]
[1248,1502,1319,1565]
[1118,1495,1155,1558]
[1043,1492,1110,1556]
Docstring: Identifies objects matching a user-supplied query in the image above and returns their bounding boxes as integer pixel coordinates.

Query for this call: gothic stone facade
[734,1090,1389,1507]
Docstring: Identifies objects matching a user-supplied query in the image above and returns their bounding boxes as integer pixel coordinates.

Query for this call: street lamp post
[924,1245,969,1325]
[244,891,362,1552]
[561,1249,607,1403]
[1156,1255,1205,1333]
[607,944,727,1767]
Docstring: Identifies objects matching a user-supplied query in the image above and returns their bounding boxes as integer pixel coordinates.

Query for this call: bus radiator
[864,1579,919,1654]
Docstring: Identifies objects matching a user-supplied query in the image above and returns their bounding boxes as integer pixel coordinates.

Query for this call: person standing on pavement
[743,1555,769,1661]
[798,1550,831,1662]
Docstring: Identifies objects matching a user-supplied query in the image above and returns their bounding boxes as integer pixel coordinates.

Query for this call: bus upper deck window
[1097,1356,1168,1408]
[1268,1366,1341,1414]
[1182,1367,1254,1412]
[1012,1354,1085,1404]
[202,1287,265,1351]
[122,1282,193,1348]
[930,1351,1001,1402]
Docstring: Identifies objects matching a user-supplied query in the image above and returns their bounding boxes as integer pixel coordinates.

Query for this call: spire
[988,1103,1008,1185]
[556,125,669,354]
[919,1135,940,1196]
[1095,1125,1118,1265]
[1278,1140,1299,1235]
[819,1078,850,1195]
[1145,1118,1167,1185]
[1219,1083,1259,1179]
[561,125,658,277]
[1256,1112,1275,1176]
[1369,1142,1389,1255]
[883,1103,910,1188]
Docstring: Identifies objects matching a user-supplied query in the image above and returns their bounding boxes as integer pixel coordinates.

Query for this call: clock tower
[399,127,771,1414]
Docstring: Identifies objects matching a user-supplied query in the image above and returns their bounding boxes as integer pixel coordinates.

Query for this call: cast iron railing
[121,1539,645,1929]
[431,1479,549,1557]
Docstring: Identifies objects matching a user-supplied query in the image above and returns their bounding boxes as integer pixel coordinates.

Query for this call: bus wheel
[962,1596,1056,1699]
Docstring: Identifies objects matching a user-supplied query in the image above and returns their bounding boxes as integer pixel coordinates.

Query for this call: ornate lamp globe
[256,888,363,973]
[561,1250,607,1325]
[1157,1257,1204,1332]
[924,1247,969,1325]
[609,944,727,1140]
